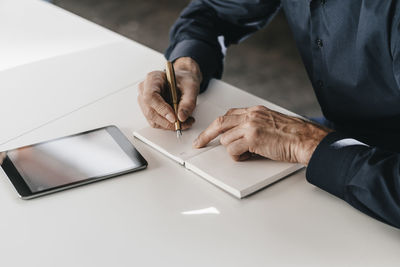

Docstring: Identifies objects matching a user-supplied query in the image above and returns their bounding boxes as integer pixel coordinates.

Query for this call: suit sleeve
[308,18,400,229]
[306,132,400,228]
[165,0,281,92]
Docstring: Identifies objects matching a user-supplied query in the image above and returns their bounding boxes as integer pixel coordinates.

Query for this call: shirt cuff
[306,131,369,199]
[165,39,222,92]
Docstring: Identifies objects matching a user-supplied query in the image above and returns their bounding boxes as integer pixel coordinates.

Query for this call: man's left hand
[193,105,331,165]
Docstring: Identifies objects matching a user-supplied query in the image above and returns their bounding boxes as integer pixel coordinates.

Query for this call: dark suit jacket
[165,0,400,228]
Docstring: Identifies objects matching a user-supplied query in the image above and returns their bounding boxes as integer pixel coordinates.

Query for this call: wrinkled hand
[193,105,331,165]
[138,57,202,130]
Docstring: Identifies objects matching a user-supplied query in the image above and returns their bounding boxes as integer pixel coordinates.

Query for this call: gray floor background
[52,0,322,117]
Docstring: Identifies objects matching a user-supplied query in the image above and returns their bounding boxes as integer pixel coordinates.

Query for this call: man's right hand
[138,57,202,130]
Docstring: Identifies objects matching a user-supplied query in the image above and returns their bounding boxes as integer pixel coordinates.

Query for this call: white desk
[0,1,399,267]
[0,0,165,145]
[0,0,121,71]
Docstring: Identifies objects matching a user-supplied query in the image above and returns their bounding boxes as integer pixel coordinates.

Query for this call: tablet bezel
[0,125,147,199]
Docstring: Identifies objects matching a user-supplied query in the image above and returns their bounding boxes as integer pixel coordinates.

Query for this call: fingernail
[166,113,175,123]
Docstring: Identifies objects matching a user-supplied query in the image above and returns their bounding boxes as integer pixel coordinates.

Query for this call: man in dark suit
[138,0,400,228]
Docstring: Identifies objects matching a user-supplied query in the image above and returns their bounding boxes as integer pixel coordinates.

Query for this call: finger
[149,115,194,131]
[220,127,246,146]
[193,114,245,148]
[142,72,176,123]
[248,105,269,112]
[145,109,175,130]
[148,93,176,123]
[226,138,249,161]
[138,80,144,95]
[225,105,268,116]
[225,107,247,116]
[138,94,173,129]
[139,91,194,131]
[177,80,198,121]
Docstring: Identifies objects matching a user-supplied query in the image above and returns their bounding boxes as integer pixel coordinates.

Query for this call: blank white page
[133,102,225,164]
[134,94,303,199]
[185,145,303,198]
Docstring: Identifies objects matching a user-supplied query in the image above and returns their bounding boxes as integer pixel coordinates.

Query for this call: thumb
[177,81,198,122]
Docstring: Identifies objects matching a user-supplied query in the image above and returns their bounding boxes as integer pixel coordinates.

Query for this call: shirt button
[316,38,323,48]
[316,80,324,89]
[321,0,326,4]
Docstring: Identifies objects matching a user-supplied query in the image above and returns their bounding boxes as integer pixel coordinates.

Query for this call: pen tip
[176,130,182,140]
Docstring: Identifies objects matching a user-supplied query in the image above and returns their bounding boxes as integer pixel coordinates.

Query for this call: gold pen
[165,61,182,139]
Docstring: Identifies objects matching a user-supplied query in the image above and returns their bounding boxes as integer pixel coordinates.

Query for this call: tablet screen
[7,129,141,193]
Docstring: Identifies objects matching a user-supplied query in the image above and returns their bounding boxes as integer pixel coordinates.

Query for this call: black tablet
[0,126,147,199]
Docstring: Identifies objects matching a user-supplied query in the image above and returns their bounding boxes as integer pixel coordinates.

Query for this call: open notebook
[133,102,303,198]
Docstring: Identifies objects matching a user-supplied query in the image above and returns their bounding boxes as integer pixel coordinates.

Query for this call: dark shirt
[165,0,400,229]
